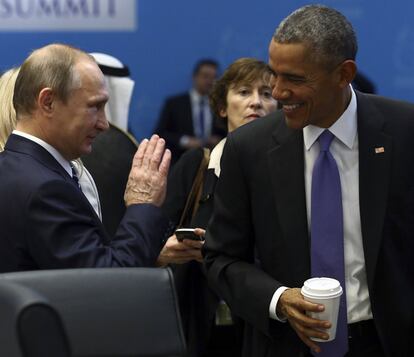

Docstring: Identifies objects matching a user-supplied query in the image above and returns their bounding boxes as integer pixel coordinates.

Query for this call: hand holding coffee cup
[277,287,331,354]
[301,277,343,342]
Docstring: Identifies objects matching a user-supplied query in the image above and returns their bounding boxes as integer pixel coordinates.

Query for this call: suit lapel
[267,119,310,280]
[6,134,104,223]
[357,92,392,290]
[6,134,70,178]
[5,134,88,195]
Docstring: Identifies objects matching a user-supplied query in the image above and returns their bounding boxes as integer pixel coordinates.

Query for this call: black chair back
[0,268,186,357]
[0,281,70,357]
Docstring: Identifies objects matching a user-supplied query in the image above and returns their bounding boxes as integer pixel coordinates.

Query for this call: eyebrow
[90,93,109,102]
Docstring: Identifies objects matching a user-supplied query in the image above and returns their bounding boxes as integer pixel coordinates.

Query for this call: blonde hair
[0,68,20,151]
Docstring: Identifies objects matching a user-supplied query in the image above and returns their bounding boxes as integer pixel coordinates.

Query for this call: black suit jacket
[0,134,168,272]
[204,92,414,357]
[154,93,226,163]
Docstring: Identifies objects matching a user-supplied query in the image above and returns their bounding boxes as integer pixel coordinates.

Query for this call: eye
[262,89,273,98]
[287,76,306,84]
[238,88,250,96]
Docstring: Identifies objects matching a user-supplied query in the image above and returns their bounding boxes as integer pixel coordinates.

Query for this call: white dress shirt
[269,87,373,324]
[12,130,102,220]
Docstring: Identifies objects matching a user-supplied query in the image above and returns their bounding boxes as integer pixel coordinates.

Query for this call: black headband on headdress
[98,63,130,77]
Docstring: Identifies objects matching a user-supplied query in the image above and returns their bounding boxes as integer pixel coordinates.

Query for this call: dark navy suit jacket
[204,92,414,357]
[0,134,168,272]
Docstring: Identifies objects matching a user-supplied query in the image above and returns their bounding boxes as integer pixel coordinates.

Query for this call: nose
[271,78,291,101]
[96,111,109,132]
[249,90,263,109]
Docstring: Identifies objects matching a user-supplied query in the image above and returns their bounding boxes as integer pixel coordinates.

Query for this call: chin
[81,145,93,156]
[284,116,307,130]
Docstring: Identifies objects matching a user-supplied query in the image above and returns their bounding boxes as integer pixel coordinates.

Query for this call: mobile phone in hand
[175,228,205,242]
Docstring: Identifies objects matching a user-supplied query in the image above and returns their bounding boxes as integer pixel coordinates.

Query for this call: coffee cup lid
[301,277,343,299]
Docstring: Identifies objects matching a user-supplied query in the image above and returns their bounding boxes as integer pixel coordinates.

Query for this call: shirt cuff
[269,286,289,322]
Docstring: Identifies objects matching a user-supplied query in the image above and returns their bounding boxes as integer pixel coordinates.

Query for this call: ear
[337,60,357,88]
[219,107,227,118]
[38,88,55,115]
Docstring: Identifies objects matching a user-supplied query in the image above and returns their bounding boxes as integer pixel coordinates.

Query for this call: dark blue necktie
[311,130,348,356]
[71,164,82,191]
[199,97,205,139]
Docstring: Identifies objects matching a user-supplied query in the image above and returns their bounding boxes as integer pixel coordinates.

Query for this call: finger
[142,134,159,169]
[299,300,326,314]
[170,251,202,264]
[148,137,166,172]
[291,317,330,341]
[182,239,204,249]
[288,307,330,329]
[159,149,171,176]
[132,139,148,168]
[194,228,206,236]
[186,249,203,260]
[295,329,322,354]
[167,241,194,251]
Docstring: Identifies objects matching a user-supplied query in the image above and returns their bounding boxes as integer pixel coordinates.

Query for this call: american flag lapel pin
[375,147,385,154]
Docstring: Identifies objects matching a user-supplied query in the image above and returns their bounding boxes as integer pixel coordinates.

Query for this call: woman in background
[163,58,278,357]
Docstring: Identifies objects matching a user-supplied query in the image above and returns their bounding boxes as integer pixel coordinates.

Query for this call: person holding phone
[161,58,278,357]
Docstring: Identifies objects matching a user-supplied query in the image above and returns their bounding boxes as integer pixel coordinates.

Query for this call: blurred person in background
[163,58,278,357]
[154,59,227,164]
[90,52,135,132]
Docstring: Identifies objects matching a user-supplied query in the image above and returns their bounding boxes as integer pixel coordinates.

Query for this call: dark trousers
[346,320,385,357]
[305,320,385,357]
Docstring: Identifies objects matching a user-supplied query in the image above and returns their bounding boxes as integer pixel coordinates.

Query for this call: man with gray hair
[0,43,171,270]
[204,5,413,357]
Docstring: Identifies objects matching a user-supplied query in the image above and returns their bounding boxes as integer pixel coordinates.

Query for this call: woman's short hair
[209,58,273,118]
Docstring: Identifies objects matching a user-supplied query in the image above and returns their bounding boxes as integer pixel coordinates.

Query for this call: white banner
[0,0,137,31]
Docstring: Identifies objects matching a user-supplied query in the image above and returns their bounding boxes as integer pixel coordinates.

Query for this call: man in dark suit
[204,5,413,357]
[0,43,171,272]
[154,59,226,163]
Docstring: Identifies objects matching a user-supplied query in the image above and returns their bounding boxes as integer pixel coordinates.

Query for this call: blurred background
[0,0,412,140]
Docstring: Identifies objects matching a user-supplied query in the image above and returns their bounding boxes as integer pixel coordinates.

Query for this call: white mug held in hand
[301,277,343,342]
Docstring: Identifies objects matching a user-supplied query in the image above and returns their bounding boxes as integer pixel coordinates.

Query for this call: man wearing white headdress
[90,53,135,132]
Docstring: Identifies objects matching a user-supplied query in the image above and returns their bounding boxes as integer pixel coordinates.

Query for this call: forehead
[230,77,271,90]
[72,59,108,98]
[196,65,217,75]
[268,40,321,75]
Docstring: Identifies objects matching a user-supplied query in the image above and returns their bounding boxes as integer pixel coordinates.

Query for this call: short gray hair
[273,4,357,67]
[13,43,93,117]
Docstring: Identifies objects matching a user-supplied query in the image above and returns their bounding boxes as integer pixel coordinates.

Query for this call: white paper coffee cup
[301,277,343,342]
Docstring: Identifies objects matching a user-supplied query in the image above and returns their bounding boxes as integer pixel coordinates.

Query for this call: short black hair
[192,59,219,76]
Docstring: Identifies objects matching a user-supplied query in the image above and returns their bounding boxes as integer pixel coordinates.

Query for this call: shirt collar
[12,130,73,177]
[303,86,357,151]
[190,88,208,103]
[208,137,226,177]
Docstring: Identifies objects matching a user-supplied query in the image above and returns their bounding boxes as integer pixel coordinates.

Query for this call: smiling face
[268,40,350,129]
[49,59,109,160]
[220,79,277,132]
